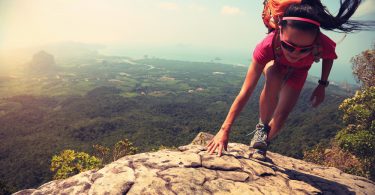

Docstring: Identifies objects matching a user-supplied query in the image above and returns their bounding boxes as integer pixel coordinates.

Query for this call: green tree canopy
[50,150,101,180]
[336,87,375,160]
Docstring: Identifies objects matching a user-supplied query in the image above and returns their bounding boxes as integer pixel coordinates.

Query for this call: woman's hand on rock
[205,129,229,157]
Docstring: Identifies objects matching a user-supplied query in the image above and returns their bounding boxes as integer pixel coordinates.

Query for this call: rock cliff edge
[14,132,375,195]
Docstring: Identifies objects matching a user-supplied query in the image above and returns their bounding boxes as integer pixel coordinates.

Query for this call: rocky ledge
[14,132,375,195]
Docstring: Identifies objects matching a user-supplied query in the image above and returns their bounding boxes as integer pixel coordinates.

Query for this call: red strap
[272,30,282,62]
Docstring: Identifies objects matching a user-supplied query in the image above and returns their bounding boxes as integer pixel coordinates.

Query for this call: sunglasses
[280,40,314,53]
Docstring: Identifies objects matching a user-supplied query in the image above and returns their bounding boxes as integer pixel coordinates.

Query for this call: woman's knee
[263,60,274,74]
[263,62,284,93]
[264,61,284,83]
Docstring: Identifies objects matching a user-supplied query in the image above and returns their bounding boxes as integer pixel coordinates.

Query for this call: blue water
[309,62,357,85]
[99,45,357,85]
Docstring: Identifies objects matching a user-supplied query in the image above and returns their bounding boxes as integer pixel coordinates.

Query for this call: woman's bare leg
[259,61,285,125]
[258,61,303,141]
[267,83,303,140]
[252,61,302,161]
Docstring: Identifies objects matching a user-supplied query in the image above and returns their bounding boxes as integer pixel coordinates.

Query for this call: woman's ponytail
[297,0,375,32]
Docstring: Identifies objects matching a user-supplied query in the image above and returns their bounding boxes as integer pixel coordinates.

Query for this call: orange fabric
[262,0,302,29]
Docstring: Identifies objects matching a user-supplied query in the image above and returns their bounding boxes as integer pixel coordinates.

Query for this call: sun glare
[1,0,149,50]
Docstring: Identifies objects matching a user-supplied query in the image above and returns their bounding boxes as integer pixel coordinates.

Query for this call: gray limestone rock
[14,132,375,195]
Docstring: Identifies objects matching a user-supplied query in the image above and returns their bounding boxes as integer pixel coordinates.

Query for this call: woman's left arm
[310,59,334,107]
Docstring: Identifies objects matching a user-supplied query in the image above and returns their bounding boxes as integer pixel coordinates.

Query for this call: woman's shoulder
[258,30,277,47]
[317,32,338,59]
[318,32,336,47]
[253,31,277,65]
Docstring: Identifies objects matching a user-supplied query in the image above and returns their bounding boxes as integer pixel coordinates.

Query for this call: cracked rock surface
[14,132,375,195]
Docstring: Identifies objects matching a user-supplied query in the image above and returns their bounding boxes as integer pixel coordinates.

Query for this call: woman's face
[280,26,317,63]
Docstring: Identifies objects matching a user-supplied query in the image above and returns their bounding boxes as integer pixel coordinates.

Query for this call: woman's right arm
[220,59,265,133]
[206,59,265,156]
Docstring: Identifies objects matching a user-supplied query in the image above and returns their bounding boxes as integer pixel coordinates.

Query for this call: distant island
[29,50,56,71]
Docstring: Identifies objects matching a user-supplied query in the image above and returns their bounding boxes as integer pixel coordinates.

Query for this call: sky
[0,0,374,83]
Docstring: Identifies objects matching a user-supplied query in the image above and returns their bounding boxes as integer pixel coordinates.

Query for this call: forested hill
[0,56,353,192]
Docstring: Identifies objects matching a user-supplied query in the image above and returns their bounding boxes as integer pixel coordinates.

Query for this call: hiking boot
[249,123,270,150]
[251,148,267,161]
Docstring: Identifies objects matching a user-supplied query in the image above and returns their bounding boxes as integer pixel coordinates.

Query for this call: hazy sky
[1,0,374,81]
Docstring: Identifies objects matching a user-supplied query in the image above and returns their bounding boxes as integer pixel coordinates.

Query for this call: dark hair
[280,0,375,33]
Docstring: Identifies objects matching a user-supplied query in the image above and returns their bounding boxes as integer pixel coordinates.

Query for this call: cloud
[159,2,180,11]
[187,3,207,12]
[353,0,375,17]
[221,6,242,15]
